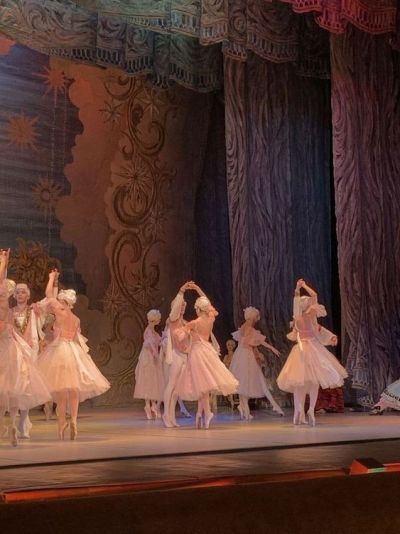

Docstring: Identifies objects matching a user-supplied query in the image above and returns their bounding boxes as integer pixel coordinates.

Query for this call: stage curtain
[224,53,332,387]
[331,27,400,405]
[0,1,398,92]
[283,0,398,35]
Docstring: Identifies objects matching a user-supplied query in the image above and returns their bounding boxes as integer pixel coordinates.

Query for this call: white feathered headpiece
[244,306,260,321]
[147,309,161,323]
[6,279,16,298]
[195,296,212,313]
[57,289,77,308]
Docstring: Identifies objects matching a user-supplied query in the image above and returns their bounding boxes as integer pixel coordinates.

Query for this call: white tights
[57,390,79,427]
[293,385,319,425]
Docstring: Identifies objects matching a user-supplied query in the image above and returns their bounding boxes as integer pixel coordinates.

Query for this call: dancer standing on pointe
[11,282,49,438]
[133,309,164,420]
[38,269,110,440]
[277,279,347,426]
[229,307,284,420]
[0,249,51,446]
[176,284,238,429]
[162,282,193,428]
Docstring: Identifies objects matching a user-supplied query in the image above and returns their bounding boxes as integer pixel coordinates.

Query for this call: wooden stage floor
[1,407,400,494]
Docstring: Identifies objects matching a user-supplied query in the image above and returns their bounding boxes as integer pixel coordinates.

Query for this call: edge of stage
[0,406,399,472]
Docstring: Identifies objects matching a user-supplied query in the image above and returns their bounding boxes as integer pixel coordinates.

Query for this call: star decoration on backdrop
[37,66,67,104]
[32,177,63,217]
[100,99,124,127]
[5,111,39,150]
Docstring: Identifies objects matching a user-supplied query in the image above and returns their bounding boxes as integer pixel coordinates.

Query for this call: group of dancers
[0,243,355,446]
[134,279,348,429]
[0,249,110,446]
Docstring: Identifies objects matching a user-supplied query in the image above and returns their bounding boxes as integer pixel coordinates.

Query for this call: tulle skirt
[229,346,269,398]
[38,338,110,402]
[381,379,400,410]
[134,347,165,401]
[0,330,51,410]
[177,338,238,401]
[277,338,347,393]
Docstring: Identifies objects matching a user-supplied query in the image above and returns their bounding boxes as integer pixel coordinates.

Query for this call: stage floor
[1,406,400,468]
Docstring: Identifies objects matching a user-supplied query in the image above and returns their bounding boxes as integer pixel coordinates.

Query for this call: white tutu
[134,346,165,401]
[0,328,51,410]
[277,338,347,393]
[177,336,238,401]
[230,327,269,398]
[381,379,400,410]
[229,345,269,398]
[38,336,110,402]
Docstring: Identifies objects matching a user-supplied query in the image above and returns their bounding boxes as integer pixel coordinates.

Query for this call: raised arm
[260,340,280,357]
[45,269,59,299]
[301,280,318,304]
[0,249,10,282]
[187,282,206,297]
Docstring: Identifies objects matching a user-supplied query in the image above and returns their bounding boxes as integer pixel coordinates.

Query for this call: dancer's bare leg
[202,393,213,429]
[237,395,247,419]
[163,356,184,427]
[262,384,284,416]
[293,387,307,425]
[57,391,69,439]
[307,385,319,426]
[144,399,152,420]
[0,407,6,437]
[151,400,161,419]
[18,409,32,439]
[9,405,18,446]
[177,398,191,417]
[68,389,80,440]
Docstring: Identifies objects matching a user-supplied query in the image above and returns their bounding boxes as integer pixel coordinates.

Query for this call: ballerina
[0,249,51,446]
[38,269,110,440]
[133,309,164,420]
[161,282,193,427]
[10,282,50,438]
[223,339,237,410]
[277,279,347,426]
[176,285,238,429]
[369,380,400,415]
[229,307,283,420]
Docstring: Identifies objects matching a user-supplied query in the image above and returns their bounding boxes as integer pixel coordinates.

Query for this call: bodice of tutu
[232,326,266,348]
[294,314,319,340]
[54,311,80,340]
[170,319,190,353]
[143,326,161,357]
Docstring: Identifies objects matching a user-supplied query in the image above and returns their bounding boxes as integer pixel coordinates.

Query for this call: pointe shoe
[237,405,245,420]
[144,405,153,420]
[293,411,301,425]
[18,418,32,439]
[180,409,192,418]
[58,421,69,440]
[70,421,78,440]
[195,412,203,429]
[151,405,161,419]
[11,426,18,447]
[307,411,316,427]
[369,406,384,415]
[204,412,214,429]
[172,420,180,427]
[162,415,174,428]
[273,405,284,417]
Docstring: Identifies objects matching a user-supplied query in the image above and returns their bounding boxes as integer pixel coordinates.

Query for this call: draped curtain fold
[224,53,333,392]
[331,28,400,405]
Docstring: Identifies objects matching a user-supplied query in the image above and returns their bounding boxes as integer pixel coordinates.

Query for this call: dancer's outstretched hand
[270,346,281,357]
[49,268,59,280]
